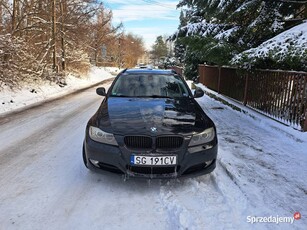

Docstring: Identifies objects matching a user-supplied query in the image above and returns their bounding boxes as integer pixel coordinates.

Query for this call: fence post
[243,72,249,106]
[217,66,221,93]
[197,64,201,83]
[302,74,307,131]
[198,64,204,84]
[304,108,307,131]
[203,64,206,84]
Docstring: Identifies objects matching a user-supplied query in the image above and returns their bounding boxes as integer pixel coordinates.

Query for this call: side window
[178,82,188,96]
[111,78,121,95]
[165,80,181,97]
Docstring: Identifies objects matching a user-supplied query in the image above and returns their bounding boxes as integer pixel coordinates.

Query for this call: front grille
[124,136,152,149]
[124,135,184,150]
[128,166,180,175]
[156,136,183,149]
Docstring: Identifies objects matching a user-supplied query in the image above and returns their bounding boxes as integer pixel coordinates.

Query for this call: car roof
[124,68,176,75]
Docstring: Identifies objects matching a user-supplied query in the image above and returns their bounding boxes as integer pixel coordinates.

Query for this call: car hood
[96,97,213,136]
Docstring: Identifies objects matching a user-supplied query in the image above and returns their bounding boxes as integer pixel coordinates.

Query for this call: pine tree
[173,0,306,78]
[151,36,168,65]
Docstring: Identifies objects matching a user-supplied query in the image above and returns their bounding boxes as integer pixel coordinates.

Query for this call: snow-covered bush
[0,34,46,88]
[162,57,177,68]
[232,22,307,71]
[66,47,91,78]
[0,34,91,88]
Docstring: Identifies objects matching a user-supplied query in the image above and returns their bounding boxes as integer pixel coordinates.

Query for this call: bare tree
[0,1,2,32]
[52,0,57,72]
[11,0,17,31]
[60,0,66,71]
[0,0,129,86]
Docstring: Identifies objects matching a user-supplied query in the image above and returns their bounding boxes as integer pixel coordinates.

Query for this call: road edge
[0,78,115,118]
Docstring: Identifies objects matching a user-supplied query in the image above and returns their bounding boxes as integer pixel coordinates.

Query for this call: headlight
[189,127,215,147]
[89,126,118,146]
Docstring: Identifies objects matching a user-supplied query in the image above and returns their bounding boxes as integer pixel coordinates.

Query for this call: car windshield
[110,74,190,98]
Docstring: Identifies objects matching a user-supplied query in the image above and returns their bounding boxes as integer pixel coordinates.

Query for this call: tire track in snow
[0,97,97,167]
[196,95,307,228]
[0,86,106,189]
[155,98,254,230]
[159,172,251,230]
[159,186,196,230]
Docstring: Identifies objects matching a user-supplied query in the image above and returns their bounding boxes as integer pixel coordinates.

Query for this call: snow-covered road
[0,81,306,230]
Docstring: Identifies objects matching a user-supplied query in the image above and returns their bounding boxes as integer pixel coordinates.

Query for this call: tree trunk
[118,36,122,69]
[12,0,18,32]
[60,0,65,71]
[94,46,98,66]
[0,3,2,33]
[52,0,57,72]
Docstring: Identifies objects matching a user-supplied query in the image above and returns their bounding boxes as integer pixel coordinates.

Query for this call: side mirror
[194,87,204,98]
[96,87,107,96]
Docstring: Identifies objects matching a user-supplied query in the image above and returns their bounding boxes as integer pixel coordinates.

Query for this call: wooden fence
[171,66,184,77]
[198,64,307,131]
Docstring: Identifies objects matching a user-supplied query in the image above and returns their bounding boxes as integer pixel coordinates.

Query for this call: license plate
[130,155,177,166]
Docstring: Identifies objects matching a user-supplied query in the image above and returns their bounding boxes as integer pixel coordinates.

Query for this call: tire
[82,143,89,168]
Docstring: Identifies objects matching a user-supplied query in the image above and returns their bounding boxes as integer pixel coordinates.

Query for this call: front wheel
[82,143,89,168]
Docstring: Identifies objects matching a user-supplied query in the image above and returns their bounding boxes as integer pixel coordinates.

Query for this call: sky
[103,0,181,50]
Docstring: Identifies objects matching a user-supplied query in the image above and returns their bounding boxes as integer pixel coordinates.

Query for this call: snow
[0,78,306,229]
[0,66,115,116]
[103,67,124,75]
[214,27,238,40]
[270,19,283,33]
[179,21,225,38]
[233,0,256,13]
[217,0,228,9]
[178,20,238,42]
[232,21,307,65]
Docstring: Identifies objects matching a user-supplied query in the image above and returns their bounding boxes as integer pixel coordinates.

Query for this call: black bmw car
[83,68,218,178]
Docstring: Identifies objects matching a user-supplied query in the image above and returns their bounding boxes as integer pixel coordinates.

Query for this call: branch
[279,0,307,3]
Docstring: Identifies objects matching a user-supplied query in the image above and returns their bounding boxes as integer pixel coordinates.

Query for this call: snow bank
[102,67,124,75]
[0,66,114,115]
[232,21,307,66]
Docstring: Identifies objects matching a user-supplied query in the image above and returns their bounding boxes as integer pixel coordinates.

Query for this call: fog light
[205,160,213,166]
[202,144,214,150]
[89,159,99,167]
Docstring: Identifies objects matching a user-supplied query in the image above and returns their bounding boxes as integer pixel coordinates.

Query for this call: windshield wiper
[111,95,180,99]
[146,95,173,99]
[110,95,131,97]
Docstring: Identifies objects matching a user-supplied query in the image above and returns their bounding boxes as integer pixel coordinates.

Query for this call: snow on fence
[198,64,307,131]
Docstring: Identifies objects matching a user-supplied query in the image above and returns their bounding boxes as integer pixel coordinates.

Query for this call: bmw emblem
[150,127,157,132]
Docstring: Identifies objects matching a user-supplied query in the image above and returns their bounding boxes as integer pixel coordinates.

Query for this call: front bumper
[84,135,217,179]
